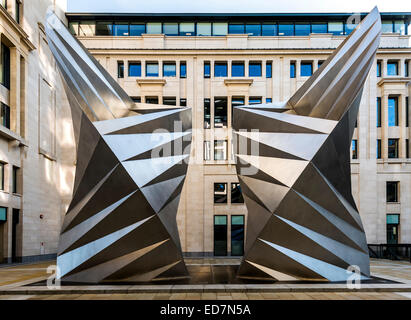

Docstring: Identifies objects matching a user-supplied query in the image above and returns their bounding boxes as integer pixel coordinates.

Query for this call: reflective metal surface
[45,10,191,283]
[234,7,381,281]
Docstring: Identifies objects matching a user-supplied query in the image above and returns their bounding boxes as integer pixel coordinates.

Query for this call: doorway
[387,214,400,244]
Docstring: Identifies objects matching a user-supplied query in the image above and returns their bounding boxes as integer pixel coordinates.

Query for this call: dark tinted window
[311,23,327,33]
[113,23,129,36]
[215,62,228,77]
[232,62,245,77]
[228,23,245,34]
[295,23,310,36]
[130,24,145,36]
[262,23,277,36]
[246,24,261,36]
[96,21,113,35]
[249,62,262,77]
[128,62,141,77]
[278,23,294,36]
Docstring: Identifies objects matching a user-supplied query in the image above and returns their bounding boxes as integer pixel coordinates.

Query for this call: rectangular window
[249,62,262,77]
[388,97,398,126]
[214,97,227,127]
[95,21,113,36]
[377,61,381,77]
[328,22,343,35]
[214,215,227,256]
[113,22,129,36]
[68,22,79,35]
[231,62,244,77]
[231,215,244,256]
[406,97,409,127]
[405,61,409,77]
[12,166,18,194]
[117,61,124,78]
[266,62,272,78]
[377,139,381,159]
[180,98,187,107]
[204,141,211,160]
[300,62,313,77]
[245,24,261,36]
[311,22,327,33]
[0,103,10,129]
[388,138,399,158]
[204,62,211,78]
[231,183,244,203]
[318,60,324,68]
[78,21,95,36]
[146,22,161,34]
[262,23,277,36]
[229,23,245,34]
[295,23,310,36]
[387,61,398,76]
[278,23,294,36]
[1,43,10,89]
[128,62,141,77]
[387,214,400,244]
[345,22,357,35]
[131,97,141,103]
[407,139,409,158]
[214,62,228,77]
[290,62,296,78]
[394,20,406,34]
[15,0,20,24]
[382,21,393,33]
[163,23,178,36]
[145,96,158,104]
[130,23,145,36]
[352,140,358,159]
[179,22,195,36]
[214,183,227,203]
[249,97,262,105]
[0,206,6,222]
[213,23,228,36]
[386,182,399,203]
[180,62,187,78]
[0,162,4,190]
[197,22,212,36]
[266,98,272,103]
[163,97,176,106]
[214,140,227,160]
[204,98,211,129]
[163,62,176,77]
[145,62,159,77]
[376,97,381,127]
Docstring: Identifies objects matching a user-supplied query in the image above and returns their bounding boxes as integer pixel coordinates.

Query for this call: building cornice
[377,77,411,86]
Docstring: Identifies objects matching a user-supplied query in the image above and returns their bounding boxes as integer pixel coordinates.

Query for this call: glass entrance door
[231,215,244,256]
[387,214,400,244]
[214,215,227,256]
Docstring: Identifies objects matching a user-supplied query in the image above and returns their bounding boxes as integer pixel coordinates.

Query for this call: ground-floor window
[387,214,400,244]
[231,215,244,256]
[214,215,227,256]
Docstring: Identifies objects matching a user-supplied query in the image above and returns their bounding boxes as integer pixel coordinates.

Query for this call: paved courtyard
[0,258,410,300]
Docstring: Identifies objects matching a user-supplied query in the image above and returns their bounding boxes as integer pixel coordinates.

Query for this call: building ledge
[39,148,57,161]
[136,79,166,86]
[0,126,27,147]
[224,79,253,85]
[377,77,411,86]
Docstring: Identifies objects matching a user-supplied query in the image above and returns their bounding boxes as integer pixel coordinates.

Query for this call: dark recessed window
[214,97,227,127]
[180,61,187,78]
[1,103,10,129]
[405,61,409,77]
[377,139,381,159]
[145,96,158,104]
[232,62,245,77]
[290,62,296,78]
[388,138,399,158]
[12,166,19,194]
[113,22,129,36]
[131,97,141,103]
[215,62,228,77]
[0,162,4,190]
[231,183,244,203]
[117,61,124,78]
[128,62,141,77]
[377,61,381,77]
[295,23,310,36]
[180,98,187,107]
[163,62,176,77]
[352,140,358,159]
[146,62,159,77]
[214,215,227,256]
[388,97,398,126]
[387,61,398,76]
[311,22,327,33]
[407,139,410,158]
[386,182,399,202]
[246,24,261,36]
[214,140,227,160]
[204,62,211,78]
[1,43,10,89]
[406,97,409,127]
[15,0,20,24]
[163,23,178,36]
[228,23,245,34]
[266,62,272,78]
[249,62,262,77]
[386,214,400,244]
[214,183,227,203]
[96,21,113,36]
[249,97,262,105]
[300,62,313,77]
[0,207,6,222]
[262,23,277,36]
[376,97,381,127]
[163,97,176,106]
[231,96,244,120]
[278,23,294,36]
[130,24,145,36]
[204,98,211,129]
[231,215,244,256]
[266,98,272,103]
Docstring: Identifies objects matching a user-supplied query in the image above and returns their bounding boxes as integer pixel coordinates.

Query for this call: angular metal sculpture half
[234,7,381,281]
[45,10,191,283]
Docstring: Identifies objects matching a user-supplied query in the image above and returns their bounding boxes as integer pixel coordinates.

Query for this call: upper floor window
[180,98,187,107]
[204,61,211,78]
[214,97,227,127]
[318,60,324,68]
[405,61,409,77]
[249,62,262,77]
[377,139,381,159]
[249,97,262,105]
[245,24,261,36]
[163,23,178,36]
[295,23,310,36]
[376,97,381,127]
[197,23,212,36]
[394,20,406,34]
[146,22,161,34]
[204,98,211,129]
[1,43,10,89]
[266,62,272,78]
[382,21,393,33]
[131,97,141,103]
[96,21,113,36]
[328,22,343,35]
[163,97,176,106]
[352,140,358,159]
[163,62,176,77]
[146,62,159,77]
[406,97,409,127]
[128,62,141,77]
[113,22,129,36]
[232,62,244,77]
[388,138,399,158]
[78,21,95,36]
[179,23,195,36]
[130,23,145,36]
[145,96,158,104]
[388,97,398,126]
[0,0,6,8]
[12,166,19,194]
[311,22,327,33]
[266,98,272,103]
[215,62,227,77]
[229,23,245,34]
[344,22,357,35]
[262,23,277,36]
[278,23,294,36]
[300,62,313,77]
[0,102,10,129]
[386,181,399,202]
[213,23,228,36]
[117,61,124,78]
[214,140,228,160]
[231,183,244,203]
[0,162,4,191]
[376,61,381,77]
[387,61,398,76]
[214,183,227,203]
[290,62,296,78]
[15,0,20,24]
[180,61,187,78]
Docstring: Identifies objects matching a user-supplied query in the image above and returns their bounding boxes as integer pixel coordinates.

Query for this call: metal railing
[368,244,411,262]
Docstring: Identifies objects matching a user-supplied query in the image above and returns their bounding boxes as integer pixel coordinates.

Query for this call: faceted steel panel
[45,10,191,283]
[234,8,381,281]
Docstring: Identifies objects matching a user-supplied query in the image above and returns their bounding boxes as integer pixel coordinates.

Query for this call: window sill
[0,126,27,147]
[136,79,166,86]
[39,148,57,162]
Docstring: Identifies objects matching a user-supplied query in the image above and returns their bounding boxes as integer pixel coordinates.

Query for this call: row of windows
[0,0,20,24]
[214,183,244,204]
[204,61,273,78]
[352,138,409,159]
[130,96,187,106]
[69,19,408,37]
[0,162,20,194]
[376,60,410,77]
[118,61,187,78]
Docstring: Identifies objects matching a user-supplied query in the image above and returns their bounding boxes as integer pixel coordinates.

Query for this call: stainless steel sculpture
[234,8,381,281]
[45,11,191,283]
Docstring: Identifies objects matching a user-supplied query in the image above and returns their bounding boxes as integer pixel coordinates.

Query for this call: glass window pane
[146,22,162,34]
[213,22,228,36]
[231,215,244,225]
[249,62,262,77]
[262,23,277,36]
[163,23,178,36]
[215,62,228,77]
[311,22,327,33]
[204,99,211,129]
[231,183,244,204]
[376,97,381,127]
[146,63,159,77]
[163,63,176,77]
[214,97,227,127]
[388,97,398,126]
[214,184,227,204]
[388,139,399,158]
[394,20,406,34]
[266,62,272,78]
[249,97,261,105]
[387,62,398,76]
[0,163,3,190]
[382,21,393,33]
[197,22,211,36]
[232,62,244,77]
[295,23,310,36]
[180,62,186,78]
[214,140,227,160]
[352,140,358,159]
[0,207,6,221]
[79,21,95,36]
[228,23,245,34]
[245,24,261,36]
[290,62,296,78]
[130,24,145,36]
[128,63,141,77]
[328,22,343,35]
[278,23,294,36]
[117,61,124,78]
[300,62,312,77]
[204,62,211,78]
[214,215,227,225]
[69,22,79,35]
[387,213,399,224]
[179,22,195,35]
[113,22,129,36]
[386,183,398,203]
[96,21,112,36]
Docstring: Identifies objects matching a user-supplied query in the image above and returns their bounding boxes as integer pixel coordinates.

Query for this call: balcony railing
[368,244,411,262]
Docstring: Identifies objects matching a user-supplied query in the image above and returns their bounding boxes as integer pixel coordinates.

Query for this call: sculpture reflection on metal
[45,10,191,283]
[234,7,381,281]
